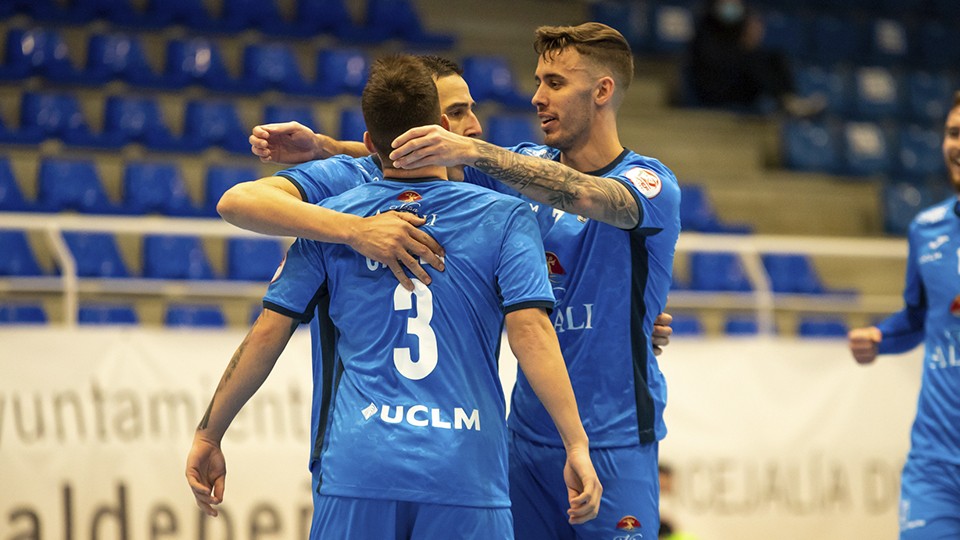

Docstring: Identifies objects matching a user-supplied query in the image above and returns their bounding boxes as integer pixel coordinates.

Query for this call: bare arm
[217,176,445,290]
[389,126,639,228]
[505,307,602,524]
[250,122,370,164]
[185,309,298,516]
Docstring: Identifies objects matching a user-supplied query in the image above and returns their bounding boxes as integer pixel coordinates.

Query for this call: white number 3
[392,280,438,380]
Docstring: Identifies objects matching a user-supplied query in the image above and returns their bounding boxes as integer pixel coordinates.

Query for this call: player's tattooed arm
[473,142,639,229]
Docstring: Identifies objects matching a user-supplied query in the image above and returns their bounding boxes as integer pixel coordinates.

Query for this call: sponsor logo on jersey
[270,255,286,283]
[928,235,949,250]
[623,168,662,199]
[919,251,943,264]
[951,294,960,317]
[398,190,422,202]
[546,251,566,275]
[917,205,948,224]
[616,515,641,530]
[364,403,481,431]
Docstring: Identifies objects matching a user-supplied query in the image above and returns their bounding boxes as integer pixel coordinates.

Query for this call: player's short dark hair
[361,54,441,161]
[533,22,634,93]
[417,55,463,78]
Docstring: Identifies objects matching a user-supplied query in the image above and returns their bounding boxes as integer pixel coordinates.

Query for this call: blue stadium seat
[20,92,123,148]
[485,114,539,148]
[842,121,891,176]
[204,164,259,217]
[867,19,909,65]
[36,158,118,213]
[0,28,82,82]
[362,0,456,47]
[240,43,311,95]
[218,0,285,33]
[143,235,215,280]
[0,110,44,145]
[0,158,33,211]
[724,316,759,335]
[315,48,370,97]
[670,314,704,336]
[0,303,47,324]
[648,3,695,54]
[897,125,945,178]
[792,65,851,117]
[263,104,321,131]
[904,71,954,124]
[804,15,865,66]
[78,303,138,325]
[781,119,841,173]
[882,181,939,235]
[849,67,902,120]
[123,161,197,216]
[226,238,285,281]
[165,304,226,327]
[182,100,249,154]
[679,184,751,234]
[0,231,43,276]
[293,0,360,38]
[759,11,806,57]
[689,252,752,291]
[761,254,824,294]
[590,0,651,51]
[797,317,848,338]
[102,95,190,151]
[62,231,130,277]
[461,55,530,109]
[83,33,166,86]
[142,0,214,29]
[74,0,148,26]
[163,38,237,91]
[338,107,367,143]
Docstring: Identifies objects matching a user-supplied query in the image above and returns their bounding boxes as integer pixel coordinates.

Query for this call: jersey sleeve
[276,157,370,204]
[877,222,927,354]
[495,202,555,313]
[263,238,328,322]
[610,160,681,234]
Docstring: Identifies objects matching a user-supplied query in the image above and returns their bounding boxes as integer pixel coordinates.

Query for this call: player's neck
[559,127,624,173]
[383,164,448,182]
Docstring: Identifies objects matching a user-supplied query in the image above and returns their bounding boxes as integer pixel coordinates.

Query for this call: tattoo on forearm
[473,143,638,228]
[198,334,250,431]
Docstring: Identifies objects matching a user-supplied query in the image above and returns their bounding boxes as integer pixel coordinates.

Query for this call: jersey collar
[584,148,631,177]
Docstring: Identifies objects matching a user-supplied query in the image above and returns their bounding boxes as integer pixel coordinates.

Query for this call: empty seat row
[0,301,240,327]
[0,157,258,216]
[670,313,851,337]
[0,230,285,282]
[671,252,853,295]
[6,0,454,46]
[781,119,946,178]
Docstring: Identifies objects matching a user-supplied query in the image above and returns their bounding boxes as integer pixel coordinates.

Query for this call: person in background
[847,91,960,539]
[687,0,825,117]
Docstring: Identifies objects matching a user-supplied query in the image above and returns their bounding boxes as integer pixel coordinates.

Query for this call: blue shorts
[309,473,513,540]
[509,432,659,540]
[899,457,960,539]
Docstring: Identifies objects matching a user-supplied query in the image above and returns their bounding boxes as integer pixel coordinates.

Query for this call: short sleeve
[263,238,328,322]
[610,160,681,234]
[495,202,555,313]
[276,156,374,204]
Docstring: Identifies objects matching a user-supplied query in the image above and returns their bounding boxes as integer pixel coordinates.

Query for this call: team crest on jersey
[270,255,286,283]
[951,294,960,317]
[397,190,422,202]
[616,515,641,530]
[546,251,566,275]
[623,168,662,199]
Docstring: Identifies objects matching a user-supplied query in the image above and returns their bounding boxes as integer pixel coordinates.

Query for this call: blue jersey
[877,197,960,465]
[263,178,555,507]
[276,155,383,475]
[467,144,681,448]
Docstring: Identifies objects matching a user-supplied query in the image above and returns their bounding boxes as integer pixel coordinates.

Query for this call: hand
[563,445,602,524]
[848,326,882,365]
[347,211,446,291]
[652,312,673,356]
[185,436,226,517]
[249,122,325,164]
[389,125,477,170]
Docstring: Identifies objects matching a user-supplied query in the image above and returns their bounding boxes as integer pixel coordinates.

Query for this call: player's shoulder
[282,154,381,180]
[613,151,680,202]
[911,197,957,230]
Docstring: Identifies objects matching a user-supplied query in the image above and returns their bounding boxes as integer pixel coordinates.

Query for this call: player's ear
[595,76,615,105]
[363,131,378,154]
[440,114,450,131]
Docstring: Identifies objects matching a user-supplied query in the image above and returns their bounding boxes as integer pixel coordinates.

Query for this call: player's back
[313,178,553,507]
